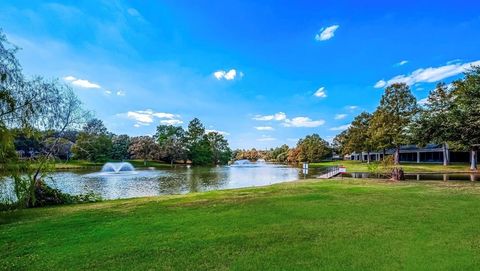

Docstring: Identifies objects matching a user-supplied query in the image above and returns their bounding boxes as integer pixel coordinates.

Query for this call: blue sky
[1,0,479,149]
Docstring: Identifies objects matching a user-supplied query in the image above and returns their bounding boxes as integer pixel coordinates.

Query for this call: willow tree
[1,30,88,207]
[370,83,417,165]
[450,66,480,170]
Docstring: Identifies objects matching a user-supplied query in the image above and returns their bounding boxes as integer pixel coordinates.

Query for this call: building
[348,144,476,163]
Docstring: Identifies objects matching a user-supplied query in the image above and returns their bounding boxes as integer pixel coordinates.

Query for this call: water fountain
[101,162,135,173]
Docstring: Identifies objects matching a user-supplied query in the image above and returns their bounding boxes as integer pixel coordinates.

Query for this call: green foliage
[332,130,349,156]
[266,144,290,162]
[369,83,417,164]
[297,134,331,162]
[72,119,113,162]
[128,136,159,164]
[205,131,231,165]
[189,137,213,165]
[155,125,186,164]
[341,112,374,161]
[450,67,480,146]
[111,134,130,160]
[184,118,232,165]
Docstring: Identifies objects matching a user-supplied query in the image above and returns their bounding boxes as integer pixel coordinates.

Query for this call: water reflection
[0,163,313,200]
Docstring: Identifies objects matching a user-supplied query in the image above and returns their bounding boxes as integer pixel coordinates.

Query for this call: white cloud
[447,59,462,65]
[133,124,141,128]
[152,112,177,119]
[104,90,112,95]
[257,135,276,141]
[253,112,287,121]
[160,119,183,125]
[63,75,76,81]
[64,76,101,89]
[127,8,141,17]
[374,60,480,88]
[283,117,325,128]
[116,90,126,96]
[345,105,359,112]
[417,97,430,106]
[205,129,230,136]
[123,109,181,126]
[213,69,240,80]
[396,60,408,66]
[334,114,347,120]
[315,25,339,41]
[374,80,387,88]
[255,126,274,131]
[329,124,351,131]
[314,87,327,98]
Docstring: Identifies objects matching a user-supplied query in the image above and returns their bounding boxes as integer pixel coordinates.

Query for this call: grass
[310,160,473,173]
[2,179,480,270]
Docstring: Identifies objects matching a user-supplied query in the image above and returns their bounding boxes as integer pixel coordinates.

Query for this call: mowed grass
[2,180,480,270]
[310,160,473,173]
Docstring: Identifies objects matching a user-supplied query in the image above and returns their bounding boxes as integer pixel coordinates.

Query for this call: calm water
[3,163,480,203]
[0,163,320,201]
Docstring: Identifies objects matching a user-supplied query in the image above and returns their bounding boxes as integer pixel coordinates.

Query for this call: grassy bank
[2,179,480,270]
[310,160,473,173]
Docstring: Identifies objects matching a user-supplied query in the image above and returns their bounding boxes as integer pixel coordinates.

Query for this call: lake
[0,162,320,201]
[2,162,480,203]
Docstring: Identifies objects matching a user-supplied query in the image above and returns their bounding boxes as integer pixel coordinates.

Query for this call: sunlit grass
[2,179,480,270]
[310,160,473,173]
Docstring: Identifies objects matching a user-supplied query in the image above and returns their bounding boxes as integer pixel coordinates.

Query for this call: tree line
[72,117,231,166]
[0,30,231,208]
[333,67,480,171]
[233,133,332,163]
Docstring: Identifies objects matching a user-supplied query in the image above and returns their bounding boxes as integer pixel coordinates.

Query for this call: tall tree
[369,83,417,165]
[332,130,349,158]
[185,118,208,165]
[450,66,480,170]
[205,132,231,165]
[111,134,130,160]
[346,112,373,163]
[72,119,112,162]
[155,125,186,165]
[297,134,331,162]
[128,136,159,166]
[412,83,454,165]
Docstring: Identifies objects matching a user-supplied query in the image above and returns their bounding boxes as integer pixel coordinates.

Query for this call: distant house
[348,144,476,163]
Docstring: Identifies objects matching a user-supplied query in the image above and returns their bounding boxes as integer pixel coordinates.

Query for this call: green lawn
[2,179,480,270]
[310,160,473,173]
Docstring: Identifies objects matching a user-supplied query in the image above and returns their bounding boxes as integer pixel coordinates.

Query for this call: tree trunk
[470,149,477,171]
[382,149,386,161]
[367,151,371,164]
[442,143,449,166]
[391,167,405,181]
[360,152,364,162]
[394,146,400,165]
